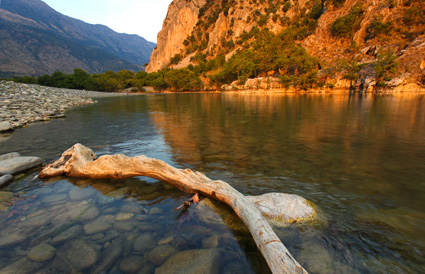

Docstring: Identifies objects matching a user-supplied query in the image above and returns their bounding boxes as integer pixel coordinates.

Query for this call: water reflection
[147,93,425,273]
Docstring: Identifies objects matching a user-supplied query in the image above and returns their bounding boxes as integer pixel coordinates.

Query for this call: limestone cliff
[147,0,425,90]
[146,0,206,72]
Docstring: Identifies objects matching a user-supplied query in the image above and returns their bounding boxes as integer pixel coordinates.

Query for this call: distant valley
[0,0,156,77]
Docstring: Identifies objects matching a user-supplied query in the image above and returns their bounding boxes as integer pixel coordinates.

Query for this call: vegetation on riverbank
[6,30,402,93]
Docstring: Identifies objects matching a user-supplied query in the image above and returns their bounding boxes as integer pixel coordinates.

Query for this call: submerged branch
[40,143,309,274]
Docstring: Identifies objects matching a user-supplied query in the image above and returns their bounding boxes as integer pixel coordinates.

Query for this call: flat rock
[0,121,13,132]
[0,174,13,186]
[57,238,100,271]
[0,156,42,175]
[156,248,221,274]
[27,242,56,262]
[247,193,316,224]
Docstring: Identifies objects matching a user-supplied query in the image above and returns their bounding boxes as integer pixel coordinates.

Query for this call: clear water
[0,93,425,274]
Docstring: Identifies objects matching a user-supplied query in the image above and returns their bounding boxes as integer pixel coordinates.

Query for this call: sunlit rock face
[146,0,206,73]
[147,0,425,87]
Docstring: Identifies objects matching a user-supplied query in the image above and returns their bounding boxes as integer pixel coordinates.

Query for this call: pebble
[0,81,125,130]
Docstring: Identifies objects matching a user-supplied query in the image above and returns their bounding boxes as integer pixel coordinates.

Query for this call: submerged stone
[27,242,56,262]
[57,238,100,271]
[0,257,44,274]
[115,212,134,221]
[83,217,113,234]
[119,256,145,273]
[51,225,83,244]
[147,245,178,266]
[0,231,29,248]
[93,239,123,273]
[134,232,157,253]
[68,187,96,201]
[156,248,221,274]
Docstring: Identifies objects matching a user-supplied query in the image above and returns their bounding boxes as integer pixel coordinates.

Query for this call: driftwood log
[39,143,309,274]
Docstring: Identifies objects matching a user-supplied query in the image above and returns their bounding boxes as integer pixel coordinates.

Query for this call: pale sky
[41,0,173,43]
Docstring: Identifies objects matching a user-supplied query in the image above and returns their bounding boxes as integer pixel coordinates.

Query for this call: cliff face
[147,0,425,89]
[146,0,206,73]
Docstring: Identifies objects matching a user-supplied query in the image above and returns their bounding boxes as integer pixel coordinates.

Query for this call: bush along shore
[0,81,124,131]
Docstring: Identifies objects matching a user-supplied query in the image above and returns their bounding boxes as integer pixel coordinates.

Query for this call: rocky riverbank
[0,81,125,131]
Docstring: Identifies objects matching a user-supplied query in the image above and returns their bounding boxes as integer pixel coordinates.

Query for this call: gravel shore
[0,81,127,131]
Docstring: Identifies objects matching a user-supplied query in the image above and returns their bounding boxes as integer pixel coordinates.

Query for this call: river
[0,93,424,273]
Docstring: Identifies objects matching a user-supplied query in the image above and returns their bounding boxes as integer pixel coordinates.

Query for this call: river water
[0,93,424,273]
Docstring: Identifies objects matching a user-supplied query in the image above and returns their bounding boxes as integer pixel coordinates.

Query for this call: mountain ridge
[0,0,156,76]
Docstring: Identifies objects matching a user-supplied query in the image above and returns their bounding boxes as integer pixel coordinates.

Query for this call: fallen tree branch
[39,143,308,274]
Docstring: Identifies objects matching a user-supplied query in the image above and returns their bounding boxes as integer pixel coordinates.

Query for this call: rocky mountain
[147,0,425,91]
[0,0,156,77]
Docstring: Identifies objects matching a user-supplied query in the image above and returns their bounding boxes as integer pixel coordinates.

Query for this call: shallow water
[0,93,425,273]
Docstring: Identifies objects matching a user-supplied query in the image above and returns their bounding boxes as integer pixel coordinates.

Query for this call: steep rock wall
[146,0,206,72]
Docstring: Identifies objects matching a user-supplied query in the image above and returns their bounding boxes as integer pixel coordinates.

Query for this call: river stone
[119,256,145,273]
[158,235,174,245]
[27,242,56,262]
[246,193,316,224]
[196,198,247,232]
[137,222,162,232]
[147,245,178,266]
[0,152,21,161]
[51,225,83,244]
[42,193,67,204]
[0,191,14,213]
[115,212,134,221]
[0,257,44,274]
[93,239,123,273]
[0,156,42,175]
[0,230,29,247]
[83,217,113,234]
[0,174,13,186]
[134,232,157,253]
[57,238,100,271]
[68,187,96,200]
[0,121,13,132]
[202,234,220,248]
[156,248,221,274]
[114,221,134,232]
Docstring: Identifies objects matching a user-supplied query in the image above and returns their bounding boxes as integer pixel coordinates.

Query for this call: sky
[41,0,173,43]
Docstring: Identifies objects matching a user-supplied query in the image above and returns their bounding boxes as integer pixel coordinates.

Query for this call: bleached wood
[40,143,308,274]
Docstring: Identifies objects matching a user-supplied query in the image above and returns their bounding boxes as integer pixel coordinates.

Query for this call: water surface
[0,93,424,273]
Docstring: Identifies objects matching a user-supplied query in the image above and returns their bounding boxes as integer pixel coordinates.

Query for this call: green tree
[373,50,398,89]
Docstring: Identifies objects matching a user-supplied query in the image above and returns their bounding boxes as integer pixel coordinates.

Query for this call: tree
[373,50,398,89]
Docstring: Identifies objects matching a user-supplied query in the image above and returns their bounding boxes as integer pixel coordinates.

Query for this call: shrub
[330,3,364,38]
